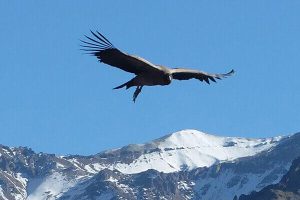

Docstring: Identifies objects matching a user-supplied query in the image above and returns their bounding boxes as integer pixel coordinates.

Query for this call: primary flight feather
[81,31,234,102]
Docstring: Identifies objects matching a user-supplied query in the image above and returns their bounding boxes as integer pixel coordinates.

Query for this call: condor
[81,31,234,102]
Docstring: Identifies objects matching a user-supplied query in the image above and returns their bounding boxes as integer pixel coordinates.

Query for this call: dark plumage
[81,31,234,102]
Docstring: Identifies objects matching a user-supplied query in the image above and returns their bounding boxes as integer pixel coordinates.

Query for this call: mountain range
[1,129,300,200]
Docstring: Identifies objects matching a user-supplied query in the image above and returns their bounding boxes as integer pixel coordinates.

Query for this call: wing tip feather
[80,30,115,54]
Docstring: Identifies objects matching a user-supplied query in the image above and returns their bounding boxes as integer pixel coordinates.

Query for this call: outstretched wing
[80,31,163,75]
[170,68,234,84]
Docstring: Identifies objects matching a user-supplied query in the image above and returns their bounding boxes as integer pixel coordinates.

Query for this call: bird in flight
[80,31,234,102]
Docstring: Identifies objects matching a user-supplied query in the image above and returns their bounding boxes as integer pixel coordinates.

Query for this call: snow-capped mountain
[0,130,299,200]
[78,130,283,174]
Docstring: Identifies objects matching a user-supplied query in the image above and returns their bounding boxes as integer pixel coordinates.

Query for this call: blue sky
[1,1,299,155]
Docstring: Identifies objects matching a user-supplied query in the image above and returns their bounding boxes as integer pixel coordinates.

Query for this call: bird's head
[164,73,173,85]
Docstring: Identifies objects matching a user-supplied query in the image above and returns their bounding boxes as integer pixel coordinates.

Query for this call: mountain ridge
[0,130,299,200]
[86,129,285,174]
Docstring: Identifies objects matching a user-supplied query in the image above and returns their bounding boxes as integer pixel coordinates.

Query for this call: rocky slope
[237,156,300,200]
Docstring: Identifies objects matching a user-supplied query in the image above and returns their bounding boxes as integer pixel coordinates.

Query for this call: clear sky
[1,1,299,155]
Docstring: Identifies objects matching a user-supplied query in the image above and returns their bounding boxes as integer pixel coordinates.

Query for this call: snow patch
[0,187,9,200]
[84,165,97,174]
[27,172,78,200]
[178,181,191,190]
[15,173,27,188]
[56,162,66,169]
[105,176,118,183]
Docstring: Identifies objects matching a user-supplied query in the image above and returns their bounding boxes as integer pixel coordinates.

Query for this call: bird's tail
[113,79,135,90]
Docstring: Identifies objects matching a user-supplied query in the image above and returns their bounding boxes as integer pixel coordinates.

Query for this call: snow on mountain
[0,130,296,200]
[26,172,78,200]
[194,163,291,200]
[238,156,300,200]
[86,130,284,174]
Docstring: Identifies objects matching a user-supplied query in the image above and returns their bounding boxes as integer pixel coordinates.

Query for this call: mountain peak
[102,130,285,174]
[153,129,283,150]
[154,129,222,148]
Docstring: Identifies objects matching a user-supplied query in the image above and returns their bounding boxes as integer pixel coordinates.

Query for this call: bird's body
[81,31,234,102]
